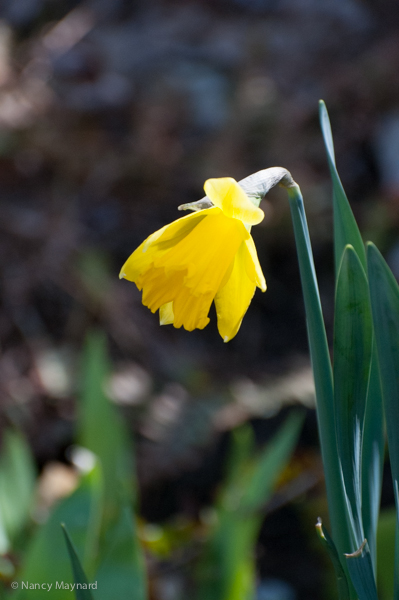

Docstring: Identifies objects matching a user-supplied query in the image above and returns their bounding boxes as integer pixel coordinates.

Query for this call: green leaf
[238,411,304,514]
[345,540,379,600]
[94,508,147,600]
[333,245,372,548]
[195,425,257,600]
[195,412,303,600]
[320,101,384,579]
[14,460,102,600]
[319,100,366,273]
[62,525,95,600]
[0,430,36,553]
[361,343,384,573]
[287,184,353,573]
[377,509,396,600]
[315,518,350,600]
[195,512,255,600]
[222,425,254,493]
[78,330,135,519]
[367,241,399,595]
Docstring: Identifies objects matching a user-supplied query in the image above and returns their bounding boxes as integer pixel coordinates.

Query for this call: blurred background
[1,0,399,598]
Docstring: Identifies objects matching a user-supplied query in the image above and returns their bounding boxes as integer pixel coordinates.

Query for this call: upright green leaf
[78,331,135,519]
[13,461,102,600]
[367,241,399,596]
[320,101,384,574]
[195,412,303,600]
[287,185,354,580]
[0,430,36,553]
[319,100,366,272]
[223,425,254,493]
[315,519,350,600]
[361,344,384,573]
[238,411,304,514]
[62,526,95,600]
[194,425,256,600]
[345,540,379,600]
[94,508,147,600]
[333,245,372,549]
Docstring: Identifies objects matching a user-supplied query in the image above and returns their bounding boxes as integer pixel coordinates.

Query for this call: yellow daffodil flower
[119,177,266,342]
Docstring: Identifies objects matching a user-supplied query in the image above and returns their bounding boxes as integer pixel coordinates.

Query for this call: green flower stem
[284,183,354,578]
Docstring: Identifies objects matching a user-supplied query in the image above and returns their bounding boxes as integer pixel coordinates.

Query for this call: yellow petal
[172,287,212,331]
[154,211,248,295]
[214,241,259,342]
[159,302,174,325]
[119,208,217,283]
[144,207,217,252]
[141,268,184,312]
[204,177,264,225]
[141,266,211,332]
[244,236,267,291]
[131,210,247,332]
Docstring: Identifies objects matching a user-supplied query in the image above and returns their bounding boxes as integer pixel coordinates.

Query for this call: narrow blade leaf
[78,330,135,516]
[14,461,102,600]
[367,243,399,485]
[0,430,36,553]
[319,100,366,272]
[367,241,399,595]
[333,245,372,548]
[315,518,350,600]
[361,343,384,573]
[239,411,304,513]
[94,508,147,600]
[287,185,353,571]
[320,101,384,574]
[345,540,378,600]
[195,413,303,600]
[62,525,95,600]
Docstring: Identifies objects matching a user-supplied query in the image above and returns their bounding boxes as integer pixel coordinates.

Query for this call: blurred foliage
[195,414,303,600]
[0,430,36,555]
[0,331,306,600]
[376,508,396,600]
[0,0,399,598]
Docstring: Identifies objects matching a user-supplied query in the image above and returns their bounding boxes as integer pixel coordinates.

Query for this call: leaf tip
[366,241,380,263]
[344,539,367,558]
[315,517,325,539]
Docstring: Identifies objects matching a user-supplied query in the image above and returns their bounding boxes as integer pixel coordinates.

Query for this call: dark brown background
[0,1,398,598]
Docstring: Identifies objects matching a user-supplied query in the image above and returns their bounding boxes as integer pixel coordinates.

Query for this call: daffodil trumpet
[120,169,294,342]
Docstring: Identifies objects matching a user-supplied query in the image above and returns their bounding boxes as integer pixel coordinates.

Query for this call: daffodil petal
[244,236,267,291]
[215,241,258,342]
[141,268,184,312]
[172,288,212,331]
[144,207,217,252]
[204,177,264,225]
[154,211,248,295]
[159,302,174,325]
[119,207,217,283]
